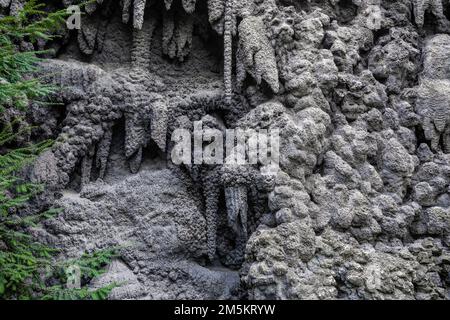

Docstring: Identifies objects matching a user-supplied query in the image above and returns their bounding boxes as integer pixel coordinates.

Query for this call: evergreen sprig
[0,1,118,300]
[0,0,68,111]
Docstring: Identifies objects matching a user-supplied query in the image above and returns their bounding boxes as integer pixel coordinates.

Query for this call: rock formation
[3,0,450,299]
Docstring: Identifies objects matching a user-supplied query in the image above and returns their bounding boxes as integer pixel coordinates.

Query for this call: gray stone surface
[6,0,450,299]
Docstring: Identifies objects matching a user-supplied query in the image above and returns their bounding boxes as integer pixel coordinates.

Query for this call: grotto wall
[2,0,450,299]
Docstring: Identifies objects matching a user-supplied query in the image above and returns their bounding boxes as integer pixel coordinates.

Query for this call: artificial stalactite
[122,0,132,23]
[204,172,221,260]
[131,15,156,68]
[22,0,450,300]
[162,8,194,61]
[223,0,234,105]
[236,16,279,94]
[96,127,113,179]
[133,0,147,29]
[413,0,446,28]
[182,0,196,14]
[81,145,95,188]
[225,186,248,241]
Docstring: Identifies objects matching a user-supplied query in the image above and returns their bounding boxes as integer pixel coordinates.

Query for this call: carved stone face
[270,15,295,44]
[266,6,300,45]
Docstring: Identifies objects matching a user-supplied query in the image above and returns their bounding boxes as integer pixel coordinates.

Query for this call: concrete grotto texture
[2,0,450,299]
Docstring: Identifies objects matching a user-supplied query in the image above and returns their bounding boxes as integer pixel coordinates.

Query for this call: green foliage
[42,282,118,301]
[0,126,54,299]
[41,249,121,300]
[0,0,67,41]
[0,208,58,299]
[0,0,69,111]
[64,248,120,280]
[0,1,118,300]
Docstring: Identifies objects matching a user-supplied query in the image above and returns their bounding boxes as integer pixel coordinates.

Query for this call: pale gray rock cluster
[2,0,450,299]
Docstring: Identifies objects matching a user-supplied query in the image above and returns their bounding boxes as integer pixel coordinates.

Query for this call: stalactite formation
[412,0,446,27]
[236,16,279,94]
[96,126,113,179]
[32,10,167,186]
[162,8,194,61]
[17,0,450,300]
[416,34,450,152]
[133,0,147,29]
[223,0,234,105]
[131,13,156,68]
[81,145,95,187]
[203,172,221,260]
[207,0,225,33]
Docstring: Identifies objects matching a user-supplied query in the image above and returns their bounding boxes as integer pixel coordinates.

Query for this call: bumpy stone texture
[11,0,450,299]
[34,155,240,299]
